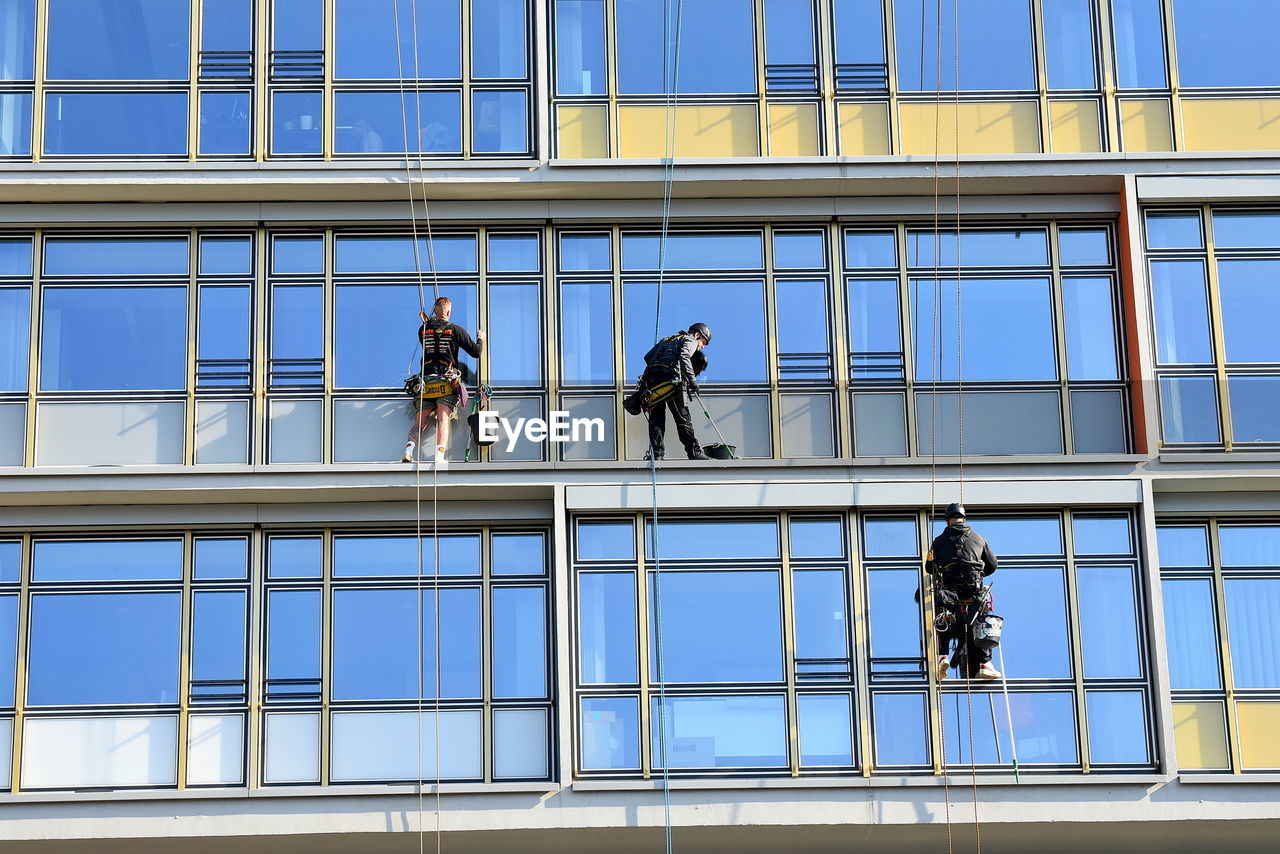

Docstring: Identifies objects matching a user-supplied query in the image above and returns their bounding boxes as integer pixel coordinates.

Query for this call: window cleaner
[926,503,1001,680]
[623,322,712,461]
[402,296,484,465]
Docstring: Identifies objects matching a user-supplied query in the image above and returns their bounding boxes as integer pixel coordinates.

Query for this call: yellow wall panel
[617,105,759,158]
[837,102,891,155]
[898,101,1040,155]
[767,103,820,156]
[556,105,609,159]
[1182,98,1280,152]
[1049,100,1102,153]
[1237,701,1280,769]
[1172,701,1229,770]
[1119,99,1173,152]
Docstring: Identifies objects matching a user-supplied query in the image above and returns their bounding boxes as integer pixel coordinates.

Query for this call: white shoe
[401,441,416,463]
[977,663,1001,680]
[433,446,449,466]
[935,655,951,681]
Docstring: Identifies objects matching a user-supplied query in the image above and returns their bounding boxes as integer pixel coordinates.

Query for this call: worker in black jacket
[627,322,712,461]
[402,296,484,465]
[927,503,1000,680]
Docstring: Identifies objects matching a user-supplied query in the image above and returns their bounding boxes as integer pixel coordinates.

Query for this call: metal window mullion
[1063,510,1089,773]
[321,229,334,463]
[188,0,202,161]
[31,0,48,161]
[814,0,836,153]
[322,0,334,160]
[23,229,40,467]
[610,226,626,458]
[1048,221,1074,454]
[1207,518,1241,773]
[9,534,32,792]
[477,230,491,461]
[604,0,618,156]
[176,531,195,788]
[921,508,943,775]
[552,490,574,781]
[896,222,917,457]
[1158,0,1184,150]
[246,528,264,787]
[754,0,767,155]
[533,0,552,160]
[482,527,494,782]
[763,226,782,459]
[185,229,200,465]
[1200,206,1233,451]
[541,224,562,459]
[319,529,332,785]
[847,510,872,775]
[829,221,852,459]
[881,0,900,154]
[633,512,653,777]
[779,511,800,775]
[255,0,270,160]
[1095,0,1120,151]
[253,226,268,465]
[1030,0,1051,151]
[462,0,473,157]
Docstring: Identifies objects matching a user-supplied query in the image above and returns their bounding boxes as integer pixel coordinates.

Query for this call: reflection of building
[0,0,1278,851]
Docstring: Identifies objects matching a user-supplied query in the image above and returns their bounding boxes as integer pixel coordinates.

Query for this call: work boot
[433,446,449,467]
[977,663,1001,680]
[643,447,664,461]
[401,441,416,463]
[686,448,710,460]
[935,655,951,681]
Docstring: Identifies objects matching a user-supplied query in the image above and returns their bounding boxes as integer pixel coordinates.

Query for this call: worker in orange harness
[402,296,484,465]
[927,503,1001,680]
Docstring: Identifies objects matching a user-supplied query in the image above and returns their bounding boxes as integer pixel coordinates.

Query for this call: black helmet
[945,503,966,520]
[688,322,711,344]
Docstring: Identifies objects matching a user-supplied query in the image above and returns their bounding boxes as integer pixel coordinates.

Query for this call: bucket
[467,411,497,447]
[703,443,736,460]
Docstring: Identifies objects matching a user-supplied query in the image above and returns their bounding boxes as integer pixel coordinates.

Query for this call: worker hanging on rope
[401,296,484,465]
[623,322,712,460]
[927,503,1002,681]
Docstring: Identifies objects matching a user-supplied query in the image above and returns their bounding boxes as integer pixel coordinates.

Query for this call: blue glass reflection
[624,279,766,383]
[561,281,614,384]
[556,0,607,94]
[334,91,462,154]
[334,235,477,272]
[560,234,611,270]
[1155,525,1209,566]
[775,279,830,379]
[335,0,460,79]
[1224,578,1280,689]
[33,539,182,582]
[1072,517,1132,555]
[912,278,1056,382]
[492,586,546,697]
[1058,229,1110,265]
[844,231,896,268]
[0,287,30,391]
[617,0,756,94]
[1078,565,1141,679]
[944,691,1077,765]
[199,91,251,156]
[1161,579,1221,690]
[268,537,322,579]
[764,0,814,65]
[1063,277,1119,379]
[489,282,541,385]
[950,518,1062,555]
[271,284,323,362]
[334,283,477,387]
[0,542,18,583]
[1086,691,1149,764]
[202,0,252,51]
[1159,375,1220,444]
[45,237,189,276]
[994,567,1071,678]
[579,572,638,683]
[773,232,824,269]
[0,595,15,706]
[199,286,251,366]
[832,0,884,66]
[649,570,782,682]
[847,278,901,378]
[1151,260,1211,364]
[272,236,323,273]
[332,535,481,576]
[863,518,918,557]
[266,588,321,682]
[1212,212,1280,249]
[191,590,247,683]
[0,93,32,155]
[28,592,180,705]
[867,569,920,659]
[473,90,529,154]
[645,519,779,560]
[0,239,31,275]
[471,0,528,78]
[489,235,539,272]
[622,232,763,270]
[273,0,322,50]
[581,696,640,769]
[1112,0,1167,88]
[1172,0,1280,87]
[1218,260,1280,364]
[1219,526,1280,567]
[1043,0,1097,89]
[790,519,844,558]
[194,537,249,580]
[651,695,787,768]
[793,570,848,660]
[1146,212,1201,248]
[797,694,853,766]
[895,0,1034,90]
[44,92,187,155]
[492,533,545,575]
[578,521,635,560]
[272,91,322,154]
[0,0,35,80]
[47,0,189,80]
[873,692,928,766]
[907,230,1049,267]
[200,237,252,275]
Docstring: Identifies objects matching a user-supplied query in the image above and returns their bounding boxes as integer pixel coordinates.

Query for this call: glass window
[916,390,1064,456]
[793,569,849,663]
[472,90,529,153]
[764,0,814,68]
[1150,260,1212,365]
[863,517,918,557]
[1218,260,1280,364]
[581,696,640,770]
[492,533,545,575]
[617,0,756,94]
[1058,229,1110,266]
[912,278,1056,382]
[492,587,546,698]
[1063,277,1119,379]
[0,238,32,275]
[268,536,321,579]
[489,234,539,272]
[44,237,188,276]
[797,694,853,766]
[47,0,188,80]
[1043,0,1097,89]
[334,283,477,387]
[266,588,320,689]
[272,91,322,155]
[555,0,606,94]
[1229,376,1280,444]
[494,708,548,778]
[578,520,635,560]
[489,281,541,385]
[272,235,322,273]
[895,0,1034,90]
[194,537,249,580]
[1220,526,1280,567]
[0,0,35,80]
[622,232,763,270]
[1156,525,1209,566]
[1224,579,1280,689]
[28,592,180,705]
[1112,0,1166,88]
[199,91,251,156]
[44,92,187,155]
[996,566,1072,679]
[191,590,247,693]
[200,237,252,275]
[906,229,1049,268]
[624,280,766,383]
[1071,389,1129,455]
[651,695,787,768]
[198,285,251,380]
[561,280,614,384]
[334,0,460,79]
[0,287,29,392]
[334,235,477,272]
[844,231,896,268]
[33,540,182,582]
[330,709,482,781]
[0,93,32,156]
[832,0,884,68]
[1159,375,1220,444]
[334,91,463,154]
[1161,578,1221,690]
[1078,566,1142,678]
[1145,212,1201,249]
[873,692,928,766]
[0,594,15,706]
[0,541,19,582]
[773,231,825,269]
[648,570,782,682]
[561,233,611,270]
[962,518,1062,555]
[273,0,322,50]
[847,278,902,379]
[472,0,527,78]
[945,691,1077,765]
[790,518,844,558]
[775,279,830,380]
[1087,691,1149,764]
[645,519,779,560]
[867,569,921,661]
[271,283,323,377]
[332,535,481,577]
[1172,0,1279,87]
[1211,211,1280,249]
[579,572,637,683]
[1072,517,1131,555]
[202,0,252,51]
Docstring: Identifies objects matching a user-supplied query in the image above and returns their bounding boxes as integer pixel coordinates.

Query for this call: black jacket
[419,320,483,373]
[643,332,699,388]
[927,522,997,579]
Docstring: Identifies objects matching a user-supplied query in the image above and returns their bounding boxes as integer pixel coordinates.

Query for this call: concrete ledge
[572,773,1171,790]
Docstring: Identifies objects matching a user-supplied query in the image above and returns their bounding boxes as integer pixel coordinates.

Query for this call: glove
[687,381,699,396]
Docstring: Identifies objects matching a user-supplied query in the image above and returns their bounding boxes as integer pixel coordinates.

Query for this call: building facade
[0,0,1277,851]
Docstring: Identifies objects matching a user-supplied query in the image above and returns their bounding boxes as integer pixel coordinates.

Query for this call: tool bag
[972,612,1003,650]
[403,373,454,400]
[642,379,679,410]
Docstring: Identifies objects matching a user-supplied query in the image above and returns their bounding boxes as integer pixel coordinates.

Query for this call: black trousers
[644,372,699,458]
[936,597,992,675]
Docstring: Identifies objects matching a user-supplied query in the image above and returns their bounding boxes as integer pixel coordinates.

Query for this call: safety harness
[404,319,462,401]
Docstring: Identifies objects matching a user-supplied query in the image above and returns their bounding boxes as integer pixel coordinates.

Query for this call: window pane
[492,533,545,575]
[44,92,187,155]
[578,520,635,560]
[0,287,29,392]
[199,237,251,275]
[493,587,546,698]
[996,566,1072,678]
[622,233,764,270]
[645,519,779,560]
[0,541,18,582]
[266,589,321,683]
[332,535,480,576]
[1071,704,1135,784]
[1229,376,1280,444]
[763,0,814,66]
[1172,0,1279,87]
[24,715,177,788]
[0,239,31,275]
[1146,212,1201,248]
[488,235,539,272]
[45,237,188,276]
[199,285,251,367]
[272,236,322,273]
[649,570,782,682]
[867,569,921,660]
[1043,0,1097,89]
[945,691,1077,765]
[1161,578,1221,690]
[268,537,321,579]
[1112,0,1166,88]
[488,281,541,385]
[793,570,848,660]
[912,278,1056,382]
[797,694,853,766]
[471,0,527,78]
[330,710,481,781]
[1070,389,1128,454]
[624,280,766,383]
[1220,526,1280,567]
[191,591,247,685]
[617,0,756,94]
[908,230,1050,268]
[896,0,1034,90]
[847,278,902,379]
[1224,579,1280,689]
[1150,260,1211,364]
[493,708,548,778]
[33,540,181,582]
[334,0,460,79]
[579,572,637,683]
[1058,228,1110,265]
[1063,277,1118,380]
[960,518,1062,555]
[334,91,463,154]
[1078,565,1142,678]
[776,279,830,379]
[335,283,477,387]
[844,231,895,268]
[773,231,824,269]
[916,391,1064,456]
[0,0,35,80]
[334,235,477,272]
[790,518,843,558]
[581,696,639,770]
[1218,260,1280,364]
[561,234,611,271]
[273,0,322,50]
[272,91,322,154]
[555,0,606,94]
[472,90,528,154]
[272,283,322,367]
[873,692,928,766]
[863,518,918,557]
[832,0,884,66]
[0,595,17,706]
[202,0,252,51]
[1211,211,1280,249]
[1072,517,1131,555]
[263,712,318,782]
[561,280,614,384]
[47,0,189,80]
[1159,375,1220,444]
[199,91,251,156]
[194,537,248,580]
[1156,526,1209,566]
[0,92,32,155]
[651,695,787,768]
[28,592,180,705]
